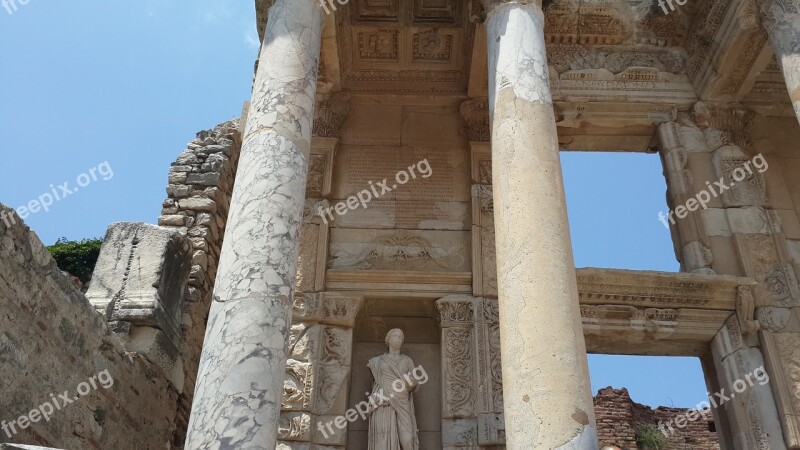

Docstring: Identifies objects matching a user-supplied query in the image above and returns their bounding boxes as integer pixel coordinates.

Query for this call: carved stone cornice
[685,0,770,100]
[576,267,752,311]
[544,0,630,46]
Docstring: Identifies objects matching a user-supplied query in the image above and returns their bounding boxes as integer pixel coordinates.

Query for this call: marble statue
[367,328,420,450]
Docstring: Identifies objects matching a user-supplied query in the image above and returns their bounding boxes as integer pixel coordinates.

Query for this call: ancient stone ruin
[3,0,800,449]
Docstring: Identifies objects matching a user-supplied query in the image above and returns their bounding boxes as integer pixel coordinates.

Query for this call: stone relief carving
[543,1,630,45]
[488,324,503,410]
[437,297,475,326]
[329,231,467,271]
[278,412,312,441]
[756,307,792,332]
[367,329,420,450]
[483,298,500,323]
[293,292,323,321]
[737,285,761,334]
[283,360,314,411]
[548,46,686,75]
[474,185,494,214]
[460,98,490,142]
[693,102,755,150]
[315,365,349,414]
[412,30,454,62]
[313,93,351,138]
[774,333,800,414]
[358,30,400,61]
[443,327,475,417]
[712,146,767,207]
[321,326,351,365]
[767,265,800,307]
[735,234,800,306]
[306,154,328,198]
[322,293,363,327]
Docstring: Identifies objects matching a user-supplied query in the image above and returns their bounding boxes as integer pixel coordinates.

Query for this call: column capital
[760,0,800,32]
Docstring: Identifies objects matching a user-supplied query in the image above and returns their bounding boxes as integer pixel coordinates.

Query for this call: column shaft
[185,0,323,448]
[483,2,597,448]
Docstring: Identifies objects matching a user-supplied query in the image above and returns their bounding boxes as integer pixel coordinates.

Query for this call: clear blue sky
[0,2,707,409]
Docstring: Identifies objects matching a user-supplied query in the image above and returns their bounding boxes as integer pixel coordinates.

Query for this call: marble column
[482,1,597,449]
[761,0,800,123]
[185,0,324,448]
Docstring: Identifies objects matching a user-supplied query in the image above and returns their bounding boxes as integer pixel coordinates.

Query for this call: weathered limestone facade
[4,0,800,449]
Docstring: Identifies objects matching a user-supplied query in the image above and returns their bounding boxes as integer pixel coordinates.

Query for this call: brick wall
[594,387,719,450]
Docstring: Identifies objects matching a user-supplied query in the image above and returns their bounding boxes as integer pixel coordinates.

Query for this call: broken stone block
[86,222,191,351]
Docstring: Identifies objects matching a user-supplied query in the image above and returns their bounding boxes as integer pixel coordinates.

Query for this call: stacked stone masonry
[156,120,242,447]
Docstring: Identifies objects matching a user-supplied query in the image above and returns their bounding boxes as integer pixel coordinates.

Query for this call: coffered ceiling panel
[339,0,473,93]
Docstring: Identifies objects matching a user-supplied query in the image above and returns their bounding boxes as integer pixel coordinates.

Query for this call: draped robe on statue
[367,353,420,450]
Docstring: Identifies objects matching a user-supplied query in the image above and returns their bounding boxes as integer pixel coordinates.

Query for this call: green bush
[636,424,668,450]
[47,237,103,284]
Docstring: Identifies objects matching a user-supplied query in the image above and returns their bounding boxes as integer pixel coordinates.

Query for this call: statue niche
[366,328,420,450]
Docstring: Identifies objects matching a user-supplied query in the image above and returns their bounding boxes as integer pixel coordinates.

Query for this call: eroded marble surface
[484,1,597,449]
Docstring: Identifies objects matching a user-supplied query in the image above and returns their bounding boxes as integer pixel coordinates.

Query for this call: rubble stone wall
[0,204,178,450]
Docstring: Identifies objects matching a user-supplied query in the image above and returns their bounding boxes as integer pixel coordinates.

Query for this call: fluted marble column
[185,0,324,448]
[762,0,800,123]
[482,1,597,448]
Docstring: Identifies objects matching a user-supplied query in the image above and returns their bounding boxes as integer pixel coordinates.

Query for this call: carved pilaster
[657,119,715,274]
[437,295,477,422]
[760,330,800,448]
[280,292,363,448]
